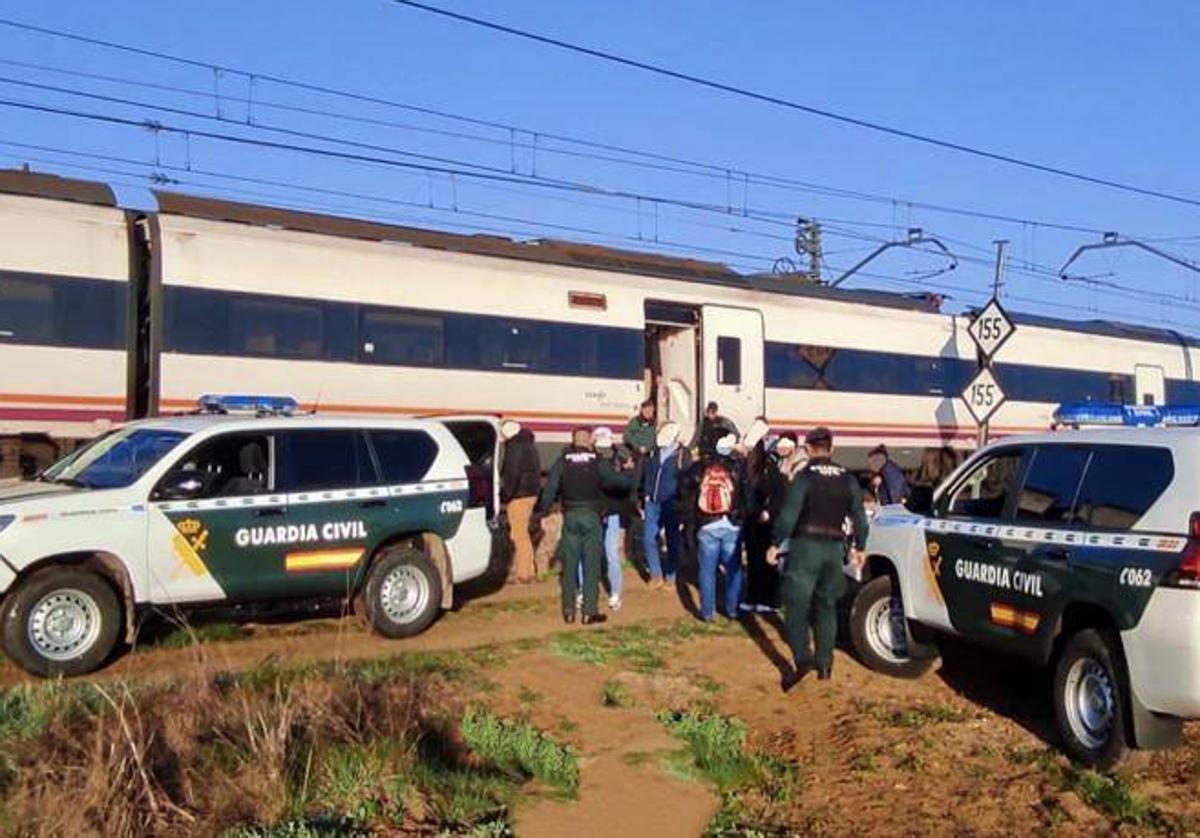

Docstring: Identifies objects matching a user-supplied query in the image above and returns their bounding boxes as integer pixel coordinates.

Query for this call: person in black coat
[500,420,542,583]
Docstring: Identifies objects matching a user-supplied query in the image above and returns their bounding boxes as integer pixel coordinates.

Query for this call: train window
[0,272,124,350]
[229,297,323,359]
[996,364,1131,404]
[361,309,445,367]
[548,324,643,380]
[717,336,742,385]
[166,287,229,355]
[592,328,643,379]
[764,341,973,396]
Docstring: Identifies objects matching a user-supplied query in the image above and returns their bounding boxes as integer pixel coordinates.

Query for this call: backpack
[697,461,735,516]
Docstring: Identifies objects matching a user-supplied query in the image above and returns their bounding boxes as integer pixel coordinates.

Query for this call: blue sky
[3,1,1200,330]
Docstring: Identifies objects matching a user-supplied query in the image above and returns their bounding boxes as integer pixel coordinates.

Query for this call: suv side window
[1014,446,1090,524]
[278,429,377,493]
[945,448,1025,519]
[369,430,438,483]
[1071,445,1174,530]
[155,432,274,499]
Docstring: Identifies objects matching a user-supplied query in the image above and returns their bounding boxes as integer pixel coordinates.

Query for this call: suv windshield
[42,427,191,490]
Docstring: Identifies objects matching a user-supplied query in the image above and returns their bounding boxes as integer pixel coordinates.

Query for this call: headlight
[0,515,15,534]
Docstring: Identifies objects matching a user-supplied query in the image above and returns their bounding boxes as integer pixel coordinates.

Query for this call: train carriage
[3,169,1200,477]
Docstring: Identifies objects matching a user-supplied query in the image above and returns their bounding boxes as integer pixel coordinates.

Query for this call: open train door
[700,305,765,437]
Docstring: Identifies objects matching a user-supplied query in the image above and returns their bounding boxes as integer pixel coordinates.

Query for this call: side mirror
[905,485,935,517]
[154,469,208,501]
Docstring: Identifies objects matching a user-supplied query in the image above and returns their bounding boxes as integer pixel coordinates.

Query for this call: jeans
[643,499,681,581]
[697,522,743,620]
[579,513,623,599]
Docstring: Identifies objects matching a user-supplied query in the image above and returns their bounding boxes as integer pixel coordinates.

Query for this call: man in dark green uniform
[768,427,869,688]
[540,428,634,625]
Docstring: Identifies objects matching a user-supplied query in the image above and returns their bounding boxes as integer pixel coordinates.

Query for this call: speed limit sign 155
[961,366,1005,424]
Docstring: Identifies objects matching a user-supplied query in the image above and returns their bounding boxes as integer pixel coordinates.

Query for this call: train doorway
[643,301,765,442]
[1135,364,1165,406]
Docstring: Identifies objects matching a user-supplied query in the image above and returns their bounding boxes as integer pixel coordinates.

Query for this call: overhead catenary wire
[0,17,1148,236]
[391,0,1200,210]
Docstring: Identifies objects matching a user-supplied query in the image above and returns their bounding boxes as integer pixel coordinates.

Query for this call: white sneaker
[756,604,775,614]
[609,594,622,611]
[738,603,755,613]
[576,592,584,608]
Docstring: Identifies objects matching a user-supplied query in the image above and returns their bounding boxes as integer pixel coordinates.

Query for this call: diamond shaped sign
[961,366,1006,425]
[967,297,1016,359]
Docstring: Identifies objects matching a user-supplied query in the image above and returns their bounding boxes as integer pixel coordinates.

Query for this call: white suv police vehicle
[849,403,1200,767]
[0,396,500,677]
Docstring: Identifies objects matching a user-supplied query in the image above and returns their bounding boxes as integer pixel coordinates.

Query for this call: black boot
[582,613,608,626]
[563,611,576,624]
[817,663,832,681]
[781,662,811,693]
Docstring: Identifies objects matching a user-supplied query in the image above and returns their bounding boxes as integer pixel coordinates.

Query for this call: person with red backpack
[686,433,746,622]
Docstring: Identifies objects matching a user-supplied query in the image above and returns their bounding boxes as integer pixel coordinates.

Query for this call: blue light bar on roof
[198,394,299,415]
[1053,402,1200,428]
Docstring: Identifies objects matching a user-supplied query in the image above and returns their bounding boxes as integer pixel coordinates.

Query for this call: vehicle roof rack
[197,394,300,416]
[1052,402,1200,428]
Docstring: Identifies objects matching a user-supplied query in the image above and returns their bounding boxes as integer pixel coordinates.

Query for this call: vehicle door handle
[254,507,285,518]
[1040,548,1071,564]
[358,499,387,509]
[966,537,994,549]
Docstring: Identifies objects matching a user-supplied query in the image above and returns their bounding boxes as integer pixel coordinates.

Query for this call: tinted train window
[362,309,445,367]
[229,297,323,359]
[1072,446,1173,530]
[946,449,1025,519]
[764,342,973,396]
[998,365,1129,404]
[0,271,125,350]
[279,430,377,492]
[370,429,439,483]
[1015,446,1089,524]
[717,337,742,385]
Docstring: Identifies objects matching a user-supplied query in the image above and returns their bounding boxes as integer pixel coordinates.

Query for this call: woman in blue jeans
[586,429,637,610]
[686,434,746,621]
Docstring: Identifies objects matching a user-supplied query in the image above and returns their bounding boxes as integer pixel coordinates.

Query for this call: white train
[1,169,1197,475]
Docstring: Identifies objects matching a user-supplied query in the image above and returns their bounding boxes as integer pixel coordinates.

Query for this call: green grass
[156,621,250,648]
[460,708,579,795]
[600,680,633,708]
[656,706,759,789]
[1060,766,1166,829]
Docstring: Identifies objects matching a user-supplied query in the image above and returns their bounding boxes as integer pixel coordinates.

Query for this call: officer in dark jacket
[698,401,739,455]
[540,427,634,624]
[769,427,869,687]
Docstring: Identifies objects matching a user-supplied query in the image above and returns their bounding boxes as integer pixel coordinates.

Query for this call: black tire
[362,547,443,639]
[1053,628,1130,768]
[2,568,122,677]
[849,574,937,679]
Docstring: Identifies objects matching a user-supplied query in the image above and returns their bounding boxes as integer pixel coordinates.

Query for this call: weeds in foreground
[0,656,562,836]
[460,708,579,796]
[601,680,633,708]
[549,618,734,672]
[656,705,801,836]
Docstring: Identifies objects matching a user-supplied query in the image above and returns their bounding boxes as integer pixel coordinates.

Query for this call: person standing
[624,399,657,457]
[539,427,632,624]
[592,428,636,611]
[768,427,869,687]
[500,420,541,584]
[698,401,739,455]
[867,444,910,507]
[742,434,781,613]
[642,421,689,589]
[688,433,745,621]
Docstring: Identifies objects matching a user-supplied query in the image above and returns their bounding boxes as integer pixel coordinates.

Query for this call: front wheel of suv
[1053,628,1130,768]
[2,567,122,677]
[849,574,937,679]
[363,546,443,639]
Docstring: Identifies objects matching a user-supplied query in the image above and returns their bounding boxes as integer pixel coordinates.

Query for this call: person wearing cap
[743,429,786,613]
[867,444,910,507]
[699,401,740,455]
[684,432,746,621]
[591,428,637,611]
[539,427,633,624]
[768,427,869,686]
[641,421,690,589]
[500,419,542,584]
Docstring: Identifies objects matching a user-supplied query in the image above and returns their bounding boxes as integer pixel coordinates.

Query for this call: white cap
[715,434,737,456]
[656,421,681,448]
[500,419,522,441]
[593,426,614,448]
[775,436,797,454]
